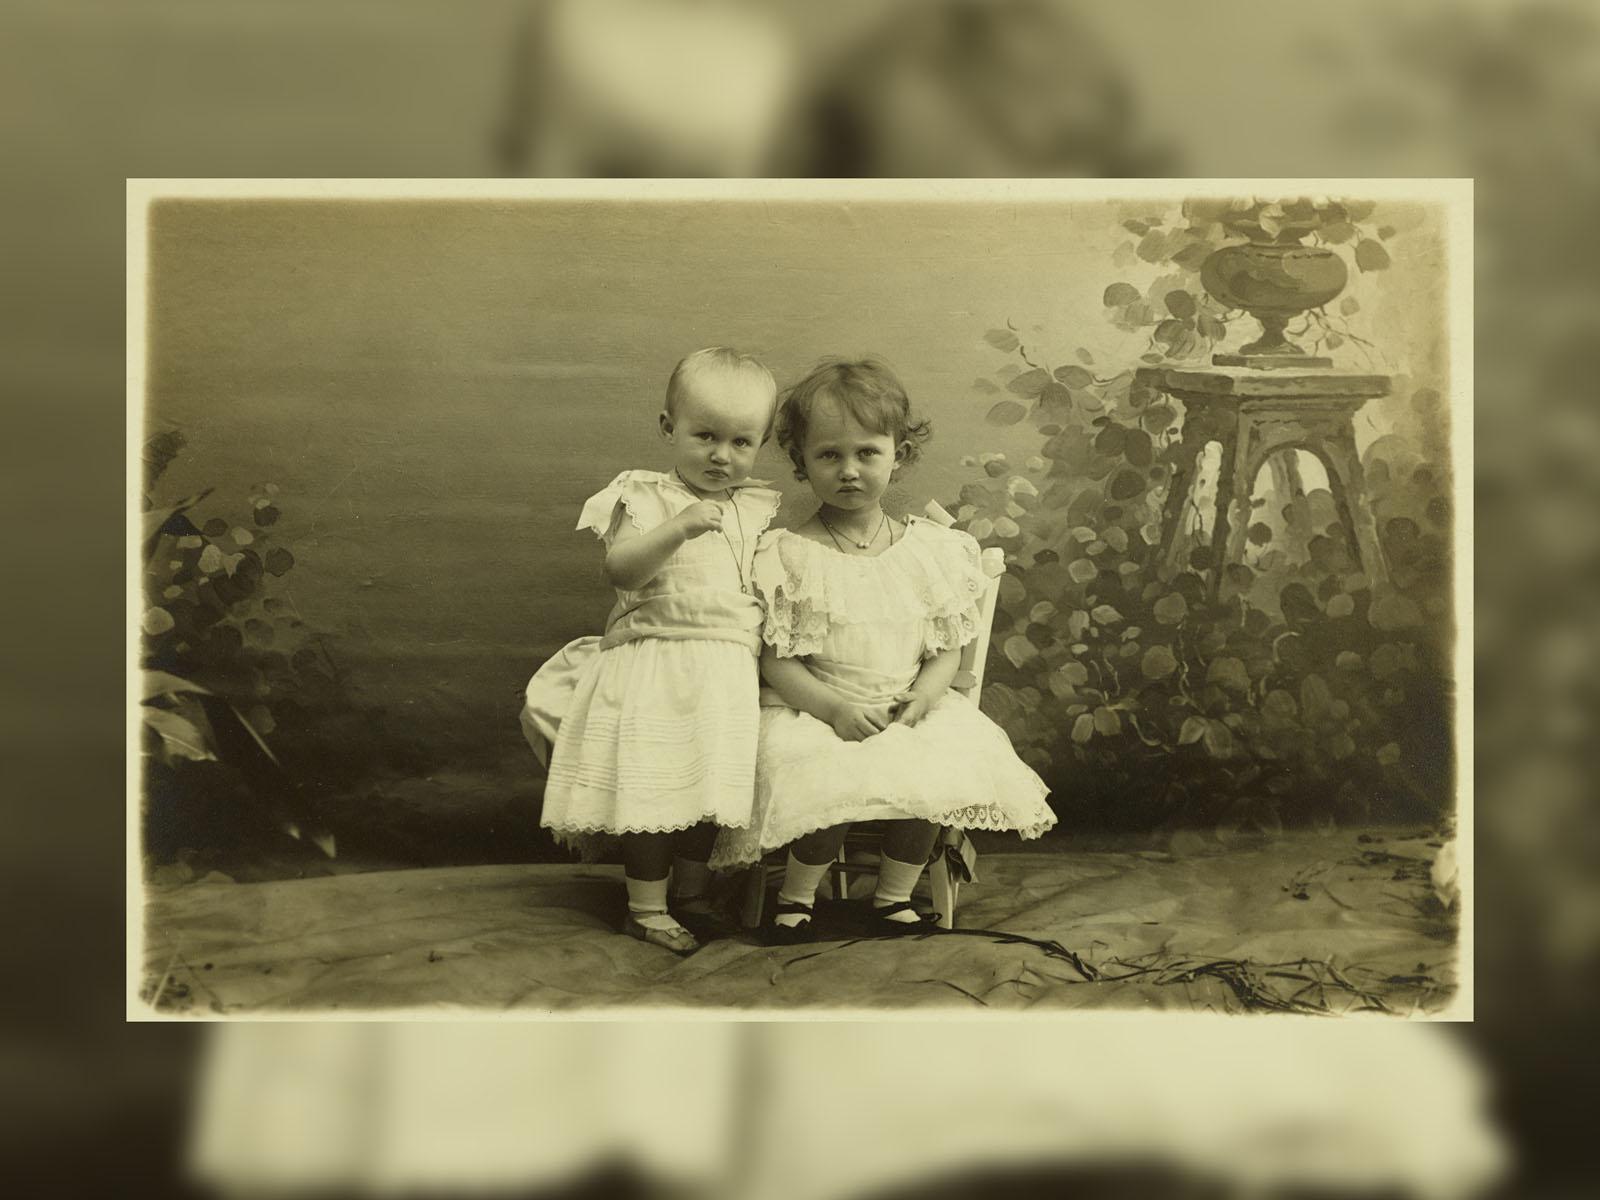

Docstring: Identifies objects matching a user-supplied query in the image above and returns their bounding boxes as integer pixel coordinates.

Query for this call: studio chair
[739,502,1004,932]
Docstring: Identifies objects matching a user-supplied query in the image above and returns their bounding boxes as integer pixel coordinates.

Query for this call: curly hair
[775,358,933,479]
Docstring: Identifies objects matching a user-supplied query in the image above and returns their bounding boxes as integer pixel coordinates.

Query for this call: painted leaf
[1262,689,1298,723]
[1179,716,1208,745]
[1091,604,1123,625]
[1122,429,1153,468]
[1003,635,1040,668]
[142,706,216,763]
[1007,475,1039,498]
[1093,706,1122,736]
[986,400,1027,426]
[1006,368,1052,397]
[1206,655,1250,692]
[1202,719,1235,758]
[265,547,295,576]
[1103,282,1141,307]
[1355,239,1391,271]
[1108,468,1147,501]
[1141,644,1178,680]
[1071,713,1097,744]
[142,607,175,636]
[984,328,1020,352]
[1368,593,1423,631]
[997,573,1027,609]
[1054,365,1093,388]
[1067,558,1098,584]
[1164,289,1197,319]
[1094,425,1128,457]
[1300,674,1334,724]
[1153,592,1189,625]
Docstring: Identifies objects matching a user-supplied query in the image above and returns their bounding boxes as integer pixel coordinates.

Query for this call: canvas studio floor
[139,828,1459,1016]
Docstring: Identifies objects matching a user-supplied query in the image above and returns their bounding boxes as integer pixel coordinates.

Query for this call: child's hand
[830,701,893,742]
[891,692,932,727]
[677,500,724,538]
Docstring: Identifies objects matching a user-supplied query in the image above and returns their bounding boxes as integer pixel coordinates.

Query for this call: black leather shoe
[861,900,942,936]
[764,900,817,946]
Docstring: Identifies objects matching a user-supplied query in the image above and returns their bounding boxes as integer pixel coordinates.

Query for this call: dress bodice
[753,517,989,702]
[579,470,780,652]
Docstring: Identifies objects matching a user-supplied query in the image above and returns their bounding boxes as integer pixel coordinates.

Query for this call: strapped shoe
[623,910,701,956]
[765,900,817,946]
[863,900,942,936]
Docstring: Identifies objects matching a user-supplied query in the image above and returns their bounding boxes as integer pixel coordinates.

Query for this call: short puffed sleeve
[911,523,995,655]
[752,532,830,658]
[574,471,672,543]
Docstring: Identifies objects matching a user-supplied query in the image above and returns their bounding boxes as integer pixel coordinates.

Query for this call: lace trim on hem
[547,815,754,864]
[545,817,752,836]
[710,791,1055,867]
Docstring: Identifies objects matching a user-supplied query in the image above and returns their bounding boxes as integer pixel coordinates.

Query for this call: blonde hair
[665,347,778,428]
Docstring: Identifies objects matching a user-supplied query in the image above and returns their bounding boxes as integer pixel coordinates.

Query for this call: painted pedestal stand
[1135,365,1392,597]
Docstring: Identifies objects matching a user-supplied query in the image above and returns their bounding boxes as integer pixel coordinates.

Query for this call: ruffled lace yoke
[755,518,989,703]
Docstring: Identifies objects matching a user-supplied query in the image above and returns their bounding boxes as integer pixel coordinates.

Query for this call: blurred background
[6,0,1597,1195]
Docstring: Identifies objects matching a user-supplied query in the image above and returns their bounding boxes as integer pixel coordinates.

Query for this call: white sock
[671,857,712,902]
[873,853,925,923]
[775,852,829,927]
[625,875,683,931]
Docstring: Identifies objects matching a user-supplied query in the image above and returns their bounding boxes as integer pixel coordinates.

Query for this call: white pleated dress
[710,518,1056,868]
[521,471,780,849]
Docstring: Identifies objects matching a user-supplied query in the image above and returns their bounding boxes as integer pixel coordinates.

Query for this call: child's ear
[658,410,674,439]
[892,440,912,473]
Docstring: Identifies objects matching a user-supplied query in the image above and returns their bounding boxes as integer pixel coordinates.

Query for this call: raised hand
[677,499,725,538]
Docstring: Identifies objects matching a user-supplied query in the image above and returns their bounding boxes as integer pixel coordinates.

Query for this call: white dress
[711,518,1056,867]
[521,470,780,846]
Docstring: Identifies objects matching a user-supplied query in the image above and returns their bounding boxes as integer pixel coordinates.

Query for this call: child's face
[659,374,772,493]
[799,398,903,513]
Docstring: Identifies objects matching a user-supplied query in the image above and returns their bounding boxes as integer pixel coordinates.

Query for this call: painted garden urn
[1200,240,1348,368]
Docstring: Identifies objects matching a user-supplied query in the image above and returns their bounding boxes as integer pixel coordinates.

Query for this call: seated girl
[711,358,1056,941]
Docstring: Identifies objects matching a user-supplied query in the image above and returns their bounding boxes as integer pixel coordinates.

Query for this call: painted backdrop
[142,194,1452,868]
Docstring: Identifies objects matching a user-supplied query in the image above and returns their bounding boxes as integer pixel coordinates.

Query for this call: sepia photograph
[129,178,1470,1019]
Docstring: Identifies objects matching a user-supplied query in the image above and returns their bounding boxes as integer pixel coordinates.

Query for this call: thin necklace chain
[818,509,892,555]
[675,469,751,594]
